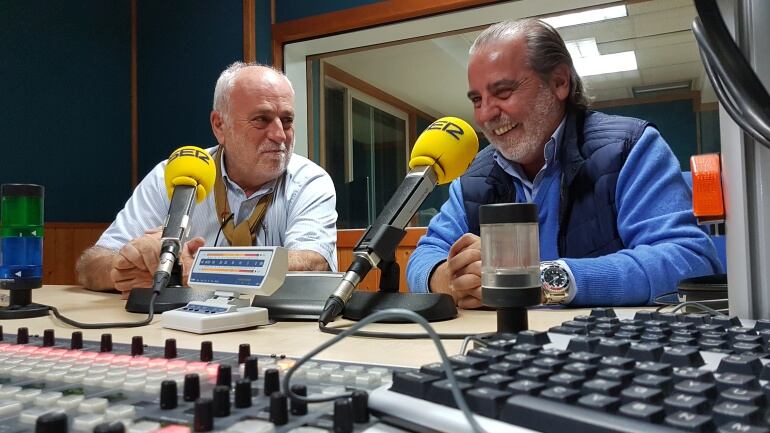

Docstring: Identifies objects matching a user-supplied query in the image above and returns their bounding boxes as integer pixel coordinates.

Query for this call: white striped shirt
[96,146,338,270]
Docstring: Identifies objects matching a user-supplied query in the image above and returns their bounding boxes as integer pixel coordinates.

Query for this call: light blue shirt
[97,146,339,271]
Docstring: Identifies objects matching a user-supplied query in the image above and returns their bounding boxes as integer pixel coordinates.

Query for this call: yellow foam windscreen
[409,117,479,185]
[164,146,216,203]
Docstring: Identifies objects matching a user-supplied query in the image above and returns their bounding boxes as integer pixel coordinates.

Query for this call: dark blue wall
[600,100,697,171]
[136,0,242,177]
[1,0,131,222]
[275,0,383,22]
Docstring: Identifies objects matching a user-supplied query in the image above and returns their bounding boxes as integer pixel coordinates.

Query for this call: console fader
[0,326,398,433]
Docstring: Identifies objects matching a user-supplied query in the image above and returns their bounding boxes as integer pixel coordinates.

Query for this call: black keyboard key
[664,393,710,414]
[658,313,679,323]
[567,336,601,353]
[641,334,669,344]
[619,324,645,334]
[673,367,714,383]
[703,331,729,340]
[541,386,580,403]
[664,411,714,432]
[511,343,542,355]
[714,373,759,391]
[634,311,656,321]
[504,352,536,367]
[419,362,446,377]
[621,385,664,404]
[711,316,742,328]
[547,372,586,389]
[466,346,507,362]
[731,342,763,354]
[551,325,587,335]
[590,329,616,338]
[590,308,617,318]
[596,368,634,385]
[627,342,665,362]
[391,371,440,398]
[717,422,769,433]
[753,319,770,331]
[562,362,598,379]
[577,392,621,412]
[569,351,603,364]
[698,324,725,333]
[500,394,684,433]
[532,357,567,372]
[476,373,515,390]
[562,319,596,331]
[674,380,718,399]
[670,336,698,346]
[614,331,642,340]
[644,320,670,329]
[700,338,730,351]
[712,401,761,425]
[582,378,624,396]
[465,387,511,418]
[486,338,516,352]
[618,401,665,423]
[487,361,522,376]
[733,334,763,345]
[635,361,673,376]
[516,330,551,346]
[425,379,472,408]
[599,356,635,370]
[683,313,710,325]
[719,387,765,405]
[727,327,756,340]
[448,354,489,370]
[661,346,705,367]
[574,314,597,323]
[597,339,631,357]
[507,379,545,396]
[516,366,552,382]
[717,353,763,376]
[452,367,485,383]
[671,322,697,332]
[540,348,571,359]
[633,374,673,392]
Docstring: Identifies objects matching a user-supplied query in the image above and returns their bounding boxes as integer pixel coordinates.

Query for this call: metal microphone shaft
[152,185,197,294]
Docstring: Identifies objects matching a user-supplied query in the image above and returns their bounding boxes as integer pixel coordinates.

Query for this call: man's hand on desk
[110,228,205,298]
[445,233,484,309]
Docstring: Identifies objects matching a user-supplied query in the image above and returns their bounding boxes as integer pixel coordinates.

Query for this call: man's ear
[550,64,571,102]
[210,110,226,145]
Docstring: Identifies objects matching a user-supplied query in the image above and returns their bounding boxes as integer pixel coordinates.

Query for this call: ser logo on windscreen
[426,120,464,140]
[168,148,211,164]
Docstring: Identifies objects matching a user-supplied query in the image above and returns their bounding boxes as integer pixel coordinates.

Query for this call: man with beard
[406,19,720,308]
[77,62,337,297]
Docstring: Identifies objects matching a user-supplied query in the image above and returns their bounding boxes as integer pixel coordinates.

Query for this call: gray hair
[212,61,294,117]
[470,18,589,111]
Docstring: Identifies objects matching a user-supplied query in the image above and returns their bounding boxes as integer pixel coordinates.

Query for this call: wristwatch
[540,261,571,305]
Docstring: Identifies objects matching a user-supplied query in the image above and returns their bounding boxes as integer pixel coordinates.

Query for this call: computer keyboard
[370,308,770,433]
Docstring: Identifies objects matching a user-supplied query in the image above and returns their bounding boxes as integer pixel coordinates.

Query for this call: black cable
[48,291,158,329]
[692,0,770,145]
[213,213,234,247]
[318,321,486,340]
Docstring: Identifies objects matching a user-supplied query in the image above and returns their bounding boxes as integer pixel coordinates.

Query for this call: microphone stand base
[342,291,457,323]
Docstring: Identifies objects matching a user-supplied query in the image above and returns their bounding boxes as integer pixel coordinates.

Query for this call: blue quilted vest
[461,110,651,258]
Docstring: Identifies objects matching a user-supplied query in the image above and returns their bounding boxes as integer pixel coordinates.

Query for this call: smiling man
[406,18,720,308]
[77,62,337,297]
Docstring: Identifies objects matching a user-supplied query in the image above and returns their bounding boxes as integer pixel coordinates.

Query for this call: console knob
[100,333,112,352]
[160,380,178,410]
[290,384,307,415]
[263,368,280,396]
[184,374,200,402]
[17,327,29,344]
[164,338,177,359]
[200,341,213,362]
[131,336,144,356]
[193,398,213,432]
[234,379,252,408]
[212,385,230,417]
[352,390,369,423]
[42,329,55,347]
[333,398,354,433]
[243,355,258,381]
[70,331,83,350]
[238,343,251,364]
[35,411,68,433]
[269,391,288,425]
[216,364,232,388]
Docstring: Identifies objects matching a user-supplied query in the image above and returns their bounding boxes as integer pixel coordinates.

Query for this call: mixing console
[0,326,399,433]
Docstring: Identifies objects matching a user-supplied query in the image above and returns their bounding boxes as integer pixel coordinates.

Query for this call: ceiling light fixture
[566,38,638,77]
[542,5,628,28]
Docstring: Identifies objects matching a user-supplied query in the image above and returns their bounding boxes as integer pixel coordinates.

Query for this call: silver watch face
[542,266,569,291]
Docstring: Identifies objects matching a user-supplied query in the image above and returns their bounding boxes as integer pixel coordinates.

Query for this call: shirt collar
[493,115,567,179]
[219,148,276,199]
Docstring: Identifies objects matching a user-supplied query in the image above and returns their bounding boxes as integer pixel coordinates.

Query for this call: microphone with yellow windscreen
[153,146,216,294]
[319,117,479,325]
